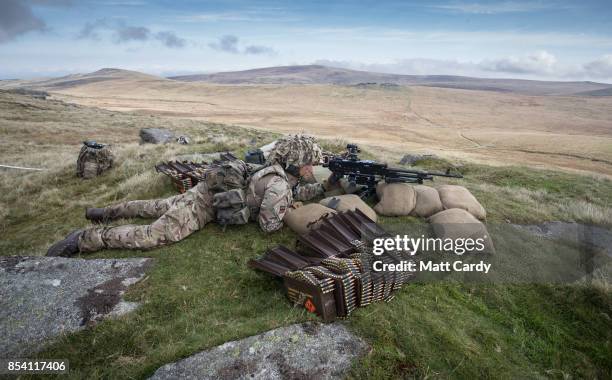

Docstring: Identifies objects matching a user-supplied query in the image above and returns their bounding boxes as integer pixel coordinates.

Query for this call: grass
[1,92,611,379]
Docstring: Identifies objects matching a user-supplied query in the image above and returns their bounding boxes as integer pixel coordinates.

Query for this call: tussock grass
[2,92,611,379]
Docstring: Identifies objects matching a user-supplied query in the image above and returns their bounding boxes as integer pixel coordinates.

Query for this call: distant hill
[0,68,164,91]
[169,65,612,96]
[2,66,611,97]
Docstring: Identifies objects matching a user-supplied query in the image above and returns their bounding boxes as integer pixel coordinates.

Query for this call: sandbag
[376,182,387,200]
[374,183,416,216]
[319,194,378,222]
[437,185,486,220]
[428,208,495,253]
[411,185,443,218]
[283,203,336,235]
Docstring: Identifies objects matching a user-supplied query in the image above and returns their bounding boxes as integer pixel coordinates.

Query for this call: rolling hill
[1,66,611,176]
[169,65,612,96]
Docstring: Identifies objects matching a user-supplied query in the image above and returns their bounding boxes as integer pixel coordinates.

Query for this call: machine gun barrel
[385,166,463,179]
[324,144,463,197]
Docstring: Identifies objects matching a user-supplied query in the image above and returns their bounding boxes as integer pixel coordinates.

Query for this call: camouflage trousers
[79,182,215,252]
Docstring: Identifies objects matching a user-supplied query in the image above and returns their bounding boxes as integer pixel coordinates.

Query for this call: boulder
[284,203,336,235]
[437,185,486,220]
[140,128,175,144]
[149,322,369,380]
[399,153,437,166]
[374,183,416,216]
[0,256,152,357]
[319,194,378,222]
[176,135,191,145]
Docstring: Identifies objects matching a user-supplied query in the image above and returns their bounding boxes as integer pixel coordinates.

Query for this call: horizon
[1,1,611,81]
[3,64,612,85]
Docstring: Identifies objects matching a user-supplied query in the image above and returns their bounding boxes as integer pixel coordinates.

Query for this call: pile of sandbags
[374,183,444,218]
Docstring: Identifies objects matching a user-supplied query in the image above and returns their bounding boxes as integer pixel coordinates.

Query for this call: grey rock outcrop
[0,256,152,357]
[399,153,437,166]
[149,322,369,380]
[140,128,175,144]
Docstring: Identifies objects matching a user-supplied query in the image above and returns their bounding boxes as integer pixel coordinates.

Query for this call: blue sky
[1,0,611,81]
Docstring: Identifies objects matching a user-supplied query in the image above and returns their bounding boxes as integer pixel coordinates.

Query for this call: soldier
[46,135,323,257]
[265,134,325,201]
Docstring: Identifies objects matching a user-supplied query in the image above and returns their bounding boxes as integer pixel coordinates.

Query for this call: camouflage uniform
[287,174,325,201]
[78,181,215,252]
[73,136,319,253]
[266,134,325,201]
[246,164,293,233]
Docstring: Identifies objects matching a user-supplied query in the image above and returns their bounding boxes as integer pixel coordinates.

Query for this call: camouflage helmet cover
[266,134,323,168]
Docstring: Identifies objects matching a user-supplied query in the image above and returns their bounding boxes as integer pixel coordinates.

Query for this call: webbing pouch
[213,189,246,209]
[217,206,250,225]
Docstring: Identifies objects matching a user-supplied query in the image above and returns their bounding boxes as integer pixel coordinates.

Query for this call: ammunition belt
[249,209,415,322]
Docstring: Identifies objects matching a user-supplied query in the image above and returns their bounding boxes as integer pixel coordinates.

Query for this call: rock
[513,222,612,257]
[140,128,175,144]
[399,153,437,166]
[0,256,152,357]
[176,135,191,145]
[149,322,369,380]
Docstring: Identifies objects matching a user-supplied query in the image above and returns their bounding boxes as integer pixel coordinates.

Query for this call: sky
[1,0,612,81]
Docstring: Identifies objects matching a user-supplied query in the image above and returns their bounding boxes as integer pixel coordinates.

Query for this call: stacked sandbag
[428,208,495,253]
[411,185,443,218]
[437,185,486,220]
[76,142,114,179]
[283,203,337,235]
[376,182,387,199]
[374,183,416,216]
[319,194,378,222]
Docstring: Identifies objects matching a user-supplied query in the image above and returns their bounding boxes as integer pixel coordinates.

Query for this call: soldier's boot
[46,229,84,257]
[85,207,108,224]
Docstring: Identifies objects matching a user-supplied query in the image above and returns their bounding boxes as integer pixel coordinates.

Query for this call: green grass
[1,92,611,379]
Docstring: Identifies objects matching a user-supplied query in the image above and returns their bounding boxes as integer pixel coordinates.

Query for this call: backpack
[76,141,114,179]
[204,159,250,193]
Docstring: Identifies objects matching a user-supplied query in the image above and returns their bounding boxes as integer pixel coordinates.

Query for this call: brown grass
[24,76,612,176]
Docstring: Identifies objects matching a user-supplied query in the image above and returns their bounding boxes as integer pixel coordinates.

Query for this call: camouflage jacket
[246,164,293,232]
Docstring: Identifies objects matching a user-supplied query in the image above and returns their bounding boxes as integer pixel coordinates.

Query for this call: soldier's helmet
[266,134,323,169]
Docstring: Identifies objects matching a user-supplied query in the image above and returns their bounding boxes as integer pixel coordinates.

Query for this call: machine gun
[323,144,463,197]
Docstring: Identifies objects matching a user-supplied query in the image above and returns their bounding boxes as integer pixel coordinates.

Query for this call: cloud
[77,19,108,40]
[244,45,276,55]
[27,0,74,5]
[432,1,557,14]
[480,51,558,74]
[313,51,612,81]
[115,25,150,43]
[582,55,612,78]
[77,19,185,48]
[0,0,46,43]
[155,31,186,48]
[209,35,276,55]
[209,35,239,53]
